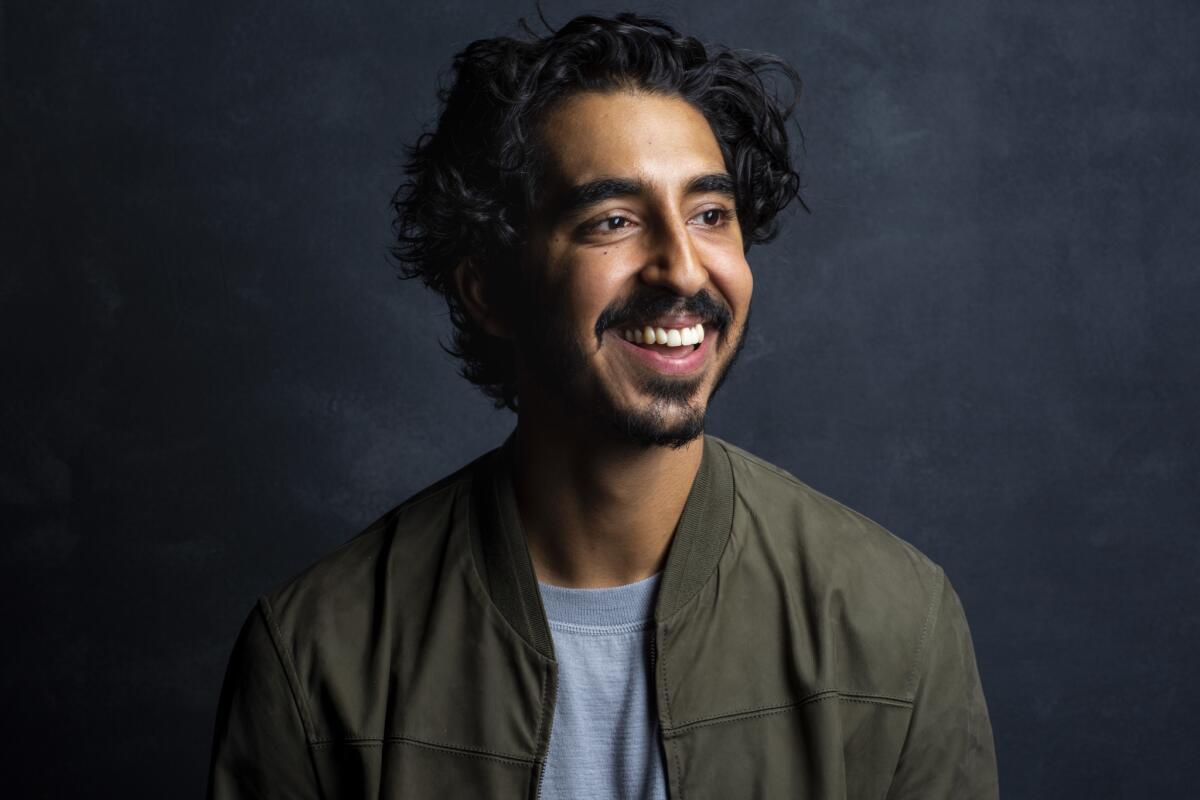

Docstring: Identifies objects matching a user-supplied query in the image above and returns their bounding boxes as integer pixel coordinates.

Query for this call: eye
[692,207,731,227]
[574,212,639,242]
[595,215,633,232]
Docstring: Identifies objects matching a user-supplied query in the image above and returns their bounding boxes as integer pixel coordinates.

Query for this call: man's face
[513,90,753,448]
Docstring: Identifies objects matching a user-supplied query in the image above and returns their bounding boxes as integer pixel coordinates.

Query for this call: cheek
[740,263,754,306]
[541,240,632,328]
[572,260,631,320]
[711,254,753,314]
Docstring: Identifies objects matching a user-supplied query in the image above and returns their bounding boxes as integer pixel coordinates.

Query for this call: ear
[453,258,514,339]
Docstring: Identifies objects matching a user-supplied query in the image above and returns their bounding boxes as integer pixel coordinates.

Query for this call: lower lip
[610,329,714,375]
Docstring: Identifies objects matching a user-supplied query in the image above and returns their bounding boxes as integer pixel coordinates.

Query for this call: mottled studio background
[3,0,1198,796]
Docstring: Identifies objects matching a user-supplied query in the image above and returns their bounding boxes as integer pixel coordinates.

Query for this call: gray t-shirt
[536,572,669,800]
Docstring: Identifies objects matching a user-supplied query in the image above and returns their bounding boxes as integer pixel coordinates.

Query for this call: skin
[459,90,753,588]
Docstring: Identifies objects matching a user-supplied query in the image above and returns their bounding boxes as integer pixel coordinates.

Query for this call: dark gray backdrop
[4,0,1198,796]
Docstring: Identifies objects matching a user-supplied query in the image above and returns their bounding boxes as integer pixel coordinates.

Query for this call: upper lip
[615,315,707,330]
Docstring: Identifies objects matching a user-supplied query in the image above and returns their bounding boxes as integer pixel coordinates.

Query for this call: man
[208,12,998,799]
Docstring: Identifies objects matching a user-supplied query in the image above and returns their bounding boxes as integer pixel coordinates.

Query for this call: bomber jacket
[207,433,998,798]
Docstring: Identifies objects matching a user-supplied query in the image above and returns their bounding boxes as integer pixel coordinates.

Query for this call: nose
[639,216,709,297]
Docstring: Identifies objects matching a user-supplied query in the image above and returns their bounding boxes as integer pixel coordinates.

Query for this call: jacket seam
[257,595,325,797]
[660,626,685,799]
[535,660,552,758]
[664,690,914,736]
[309,734,534,767]
[672,736,684,800]
[903,566,946,697]
[258,596,318,740]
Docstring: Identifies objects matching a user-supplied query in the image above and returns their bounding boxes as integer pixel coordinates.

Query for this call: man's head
[393,12,802,447]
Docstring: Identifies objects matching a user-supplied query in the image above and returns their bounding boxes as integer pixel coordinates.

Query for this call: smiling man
[208,12,998,799]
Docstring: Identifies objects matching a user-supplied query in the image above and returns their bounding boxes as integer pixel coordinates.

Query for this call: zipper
[532,666,557,800]
[533,746,550,800]
[649,627,658,676]
[651,626,670,799]
[533,758,547,800]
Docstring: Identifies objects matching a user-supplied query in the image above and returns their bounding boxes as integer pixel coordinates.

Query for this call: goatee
[514,288,750,449]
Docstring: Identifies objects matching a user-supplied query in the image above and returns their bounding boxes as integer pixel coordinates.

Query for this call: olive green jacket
[207,434,998,798]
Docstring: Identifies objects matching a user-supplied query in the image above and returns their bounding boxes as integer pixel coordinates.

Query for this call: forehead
[536,91,727,189]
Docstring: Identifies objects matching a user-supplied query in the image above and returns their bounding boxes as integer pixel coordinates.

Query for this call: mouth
[607,321,713,375]
[620,321,705,349]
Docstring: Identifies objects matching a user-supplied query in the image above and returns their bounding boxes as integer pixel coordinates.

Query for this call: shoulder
[712,436,948,695]
[258,449,485,648]
[222,449,492,741]
[715,435,943,588]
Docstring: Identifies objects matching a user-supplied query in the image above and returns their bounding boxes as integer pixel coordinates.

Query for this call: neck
[511,399,704,589]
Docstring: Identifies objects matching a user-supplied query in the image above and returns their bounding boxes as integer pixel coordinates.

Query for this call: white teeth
[621,322,708,348]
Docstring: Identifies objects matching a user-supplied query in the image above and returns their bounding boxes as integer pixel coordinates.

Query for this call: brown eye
[601,216,630,230]
[694,208,728,226]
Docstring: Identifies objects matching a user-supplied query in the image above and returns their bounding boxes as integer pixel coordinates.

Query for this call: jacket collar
[468,431,735,660]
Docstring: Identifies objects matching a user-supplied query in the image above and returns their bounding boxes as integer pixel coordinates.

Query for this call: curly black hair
[391,11,805,411]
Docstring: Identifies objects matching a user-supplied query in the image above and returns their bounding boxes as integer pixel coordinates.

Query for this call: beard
[607,370,709,449]
[514,287,750,449]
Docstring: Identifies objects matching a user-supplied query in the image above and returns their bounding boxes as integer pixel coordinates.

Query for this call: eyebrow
[685,172,736,198]
[559,177,646,218]
[556,171,737,220]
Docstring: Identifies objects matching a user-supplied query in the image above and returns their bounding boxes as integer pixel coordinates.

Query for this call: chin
[618,412,706,450]
[603,383,710,450]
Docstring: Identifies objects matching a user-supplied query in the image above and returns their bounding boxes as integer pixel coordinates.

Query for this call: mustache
[594,289,733,342]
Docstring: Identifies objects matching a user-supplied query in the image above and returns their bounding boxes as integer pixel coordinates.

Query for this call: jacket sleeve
[886,572,999,800]
[207,599,322,799]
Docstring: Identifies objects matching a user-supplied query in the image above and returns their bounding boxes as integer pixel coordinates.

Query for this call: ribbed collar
[538,572,661,628]
[467,431,735,661]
